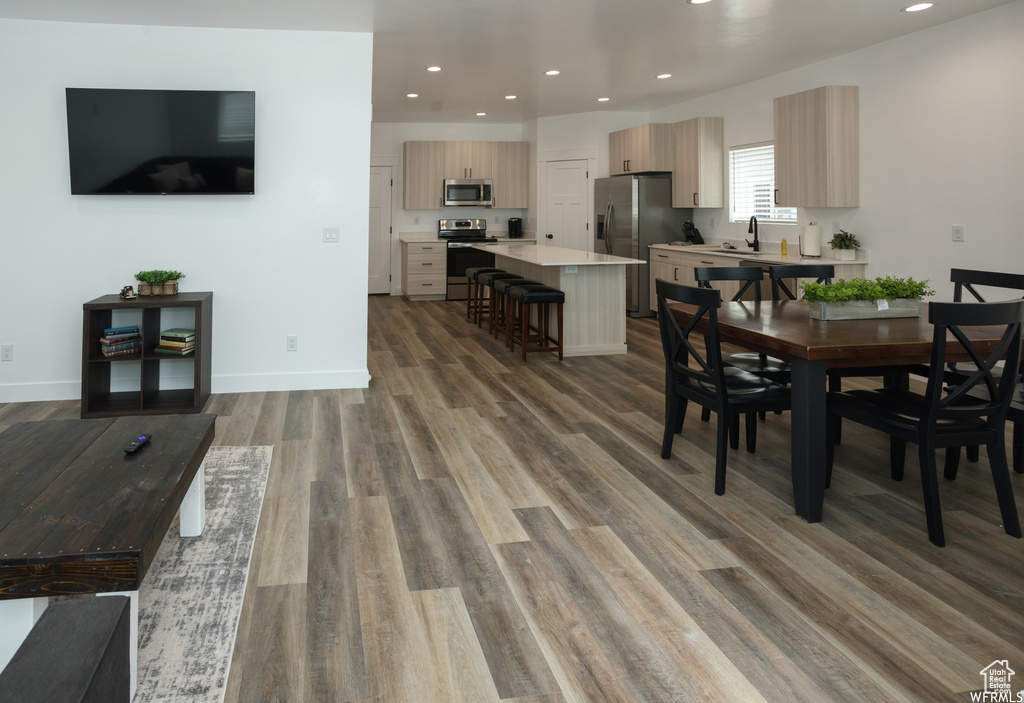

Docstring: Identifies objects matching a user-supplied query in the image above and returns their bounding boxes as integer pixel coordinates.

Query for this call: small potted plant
[829,230,860,261]
[801,276,934,320]
[135,270,185,295]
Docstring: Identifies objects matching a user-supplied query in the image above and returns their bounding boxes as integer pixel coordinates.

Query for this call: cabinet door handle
[657,254,667,259]
[422,262,433,266]
[693,193,698,206]
[774,189,779,205]
[673,267,679,282]
[700,260,715,264]
[469,168,472,178]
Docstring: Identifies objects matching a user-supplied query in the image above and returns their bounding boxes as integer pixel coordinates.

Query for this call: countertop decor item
[135,270,185,295]
[801,276,934,320]
[828,230,860,261]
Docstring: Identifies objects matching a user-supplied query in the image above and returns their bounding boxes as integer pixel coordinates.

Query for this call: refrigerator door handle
[604,202,615,255]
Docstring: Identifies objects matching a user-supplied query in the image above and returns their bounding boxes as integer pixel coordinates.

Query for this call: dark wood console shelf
[81,292,212,418]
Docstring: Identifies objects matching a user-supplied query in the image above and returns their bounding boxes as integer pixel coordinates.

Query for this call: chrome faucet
[746,216,759,252]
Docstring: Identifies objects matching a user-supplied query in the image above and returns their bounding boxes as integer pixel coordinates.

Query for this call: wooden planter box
[809,298,921,321]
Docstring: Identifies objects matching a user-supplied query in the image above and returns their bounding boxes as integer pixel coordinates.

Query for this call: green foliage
[135,270,186,285]
[800,276,934,303]
[829,230,861,250]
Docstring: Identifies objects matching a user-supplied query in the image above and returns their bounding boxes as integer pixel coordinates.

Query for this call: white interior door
[543,160,588,250]
[368,166,393,295]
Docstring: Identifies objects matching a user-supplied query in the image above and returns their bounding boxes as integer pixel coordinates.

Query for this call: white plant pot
[808,298,922,321]
[833,248,857,261]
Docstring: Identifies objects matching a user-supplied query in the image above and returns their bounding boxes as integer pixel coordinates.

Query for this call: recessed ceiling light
[476,112,486,116]
[426,66,442,72]
[901,2,934,10]
[657,74,672,79]
[406,93,419,98]
[688,0,713,4]
[597,97,610,102]
[545,70,560,76]
[505,95,517,100]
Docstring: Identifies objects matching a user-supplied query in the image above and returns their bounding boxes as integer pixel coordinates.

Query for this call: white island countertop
[473,242,642,266]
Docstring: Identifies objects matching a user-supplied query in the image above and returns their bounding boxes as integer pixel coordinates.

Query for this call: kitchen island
[472,242,642,356]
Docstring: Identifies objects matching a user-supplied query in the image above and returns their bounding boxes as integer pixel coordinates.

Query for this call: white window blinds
[218,92,254,143]
[729,142,797,224]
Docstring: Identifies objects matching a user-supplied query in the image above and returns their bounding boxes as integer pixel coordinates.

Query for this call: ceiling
[0,0,1013,123]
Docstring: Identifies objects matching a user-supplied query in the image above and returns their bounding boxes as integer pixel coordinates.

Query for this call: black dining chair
[825,298,1024,547]
[939,268,1024,468]
[656,279,791,495]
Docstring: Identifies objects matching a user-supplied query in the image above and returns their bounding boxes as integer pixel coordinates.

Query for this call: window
[218,92,255,143]
[729,142,796,224]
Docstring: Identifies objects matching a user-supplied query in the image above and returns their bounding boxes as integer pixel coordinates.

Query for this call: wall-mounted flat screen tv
[66,88,255,195]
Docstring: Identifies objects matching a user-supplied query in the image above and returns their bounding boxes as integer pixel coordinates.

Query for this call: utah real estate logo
[973,660,1022,702]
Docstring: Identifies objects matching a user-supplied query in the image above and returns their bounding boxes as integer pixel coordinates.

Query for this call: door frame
[371,156,401,295]
[538,148,597,247]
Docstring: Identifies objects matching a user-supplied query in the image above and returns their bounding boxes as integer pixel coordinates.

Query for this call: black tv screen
[66,88,255,195]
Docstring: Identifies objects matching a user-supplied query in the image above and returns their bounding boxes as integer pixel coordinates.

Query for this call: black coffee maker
[507,217,523,239]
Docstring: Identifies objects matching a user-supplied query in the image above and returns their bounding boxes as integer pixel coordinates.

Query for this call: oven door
[446,244,495,300]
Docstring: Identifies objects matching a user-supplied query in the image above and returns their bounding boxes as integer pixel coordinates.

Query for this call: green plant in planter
[801,276,934,303]
[829,230,861,250]
[135,270,186,285]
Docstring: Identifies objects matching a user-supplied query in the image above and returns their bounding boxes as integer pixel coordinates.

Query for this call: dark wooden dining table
[669,299,1003,523]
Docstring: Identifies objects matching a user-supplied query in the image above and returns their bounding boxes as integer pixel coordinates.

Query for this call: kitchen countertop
[474,242,642,266]
[649,242,868,265]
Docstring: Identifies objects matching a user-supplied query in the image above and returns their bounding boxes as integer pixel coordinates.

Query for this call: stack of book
[155,328,196,355]
[100,326,142,357]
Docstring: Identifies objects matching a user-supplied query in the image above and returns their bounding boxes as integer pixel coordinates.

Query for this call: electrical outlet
[0,344,12,362]
[952,224,966,242]
[322,226,340,243]
[494,215,499,224]
[286,335,298,352]
[565,265,578,274]
[710,218,716,230]
[414,216,420,225]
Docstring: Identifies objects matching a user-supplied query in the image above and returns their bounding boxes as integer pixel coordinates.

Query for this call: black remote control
[124,434,151,454]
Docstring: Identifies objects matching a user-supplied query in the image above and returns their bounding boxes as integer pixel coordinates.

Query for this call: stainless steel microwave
[443,179,493,207]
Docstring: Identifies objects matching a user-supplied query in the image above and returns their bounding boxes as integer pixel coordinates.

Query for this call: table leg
[97,590,138,700]
[791,358,828,522]
[0,597,48,672]
[179,460,206,537]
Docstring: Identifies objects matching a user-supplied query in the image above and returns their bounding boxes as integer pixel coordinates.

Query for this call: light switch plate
[952,225,966,242]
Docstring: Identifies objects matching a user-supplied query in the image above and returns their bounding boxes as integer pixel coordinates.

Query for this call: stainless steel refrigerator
[595,174,691,317]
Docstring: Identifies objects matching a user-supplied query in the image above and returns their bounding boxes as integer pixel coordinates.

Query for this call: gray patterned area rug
[134,445,273,703]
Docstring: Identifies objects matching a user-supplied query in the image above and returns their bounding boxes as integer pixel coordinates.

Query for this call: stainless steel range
[438,219,497,300]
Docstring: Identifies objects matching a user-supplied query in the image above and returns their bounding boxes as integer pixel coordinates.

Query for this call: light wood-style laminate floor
[2,294,1022,702]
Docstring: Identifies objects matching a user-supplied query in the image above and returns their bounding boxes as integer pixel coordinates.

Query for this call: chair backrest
[768,264,835,301]
[694,266,763,302]
[655,278,727,404]
[925,299,1024,427]
[951,268,1024,302]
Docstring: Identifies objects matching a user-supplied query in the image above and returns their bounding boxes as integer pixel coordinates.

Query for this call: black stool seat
[510,284,565,304]
[478,271,521,287]
[494,278,540,295]
[467,266,501,280]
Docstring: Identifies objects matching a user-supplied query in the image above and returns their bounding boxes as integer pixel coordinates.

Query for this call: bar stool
[465,267,501,322]
[476,271,523,330]
[508,283,565,361]
[493,277,542,346]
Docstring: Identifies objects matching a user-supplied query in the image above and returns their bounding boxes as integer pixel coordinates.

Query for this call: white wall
[0,20,373,402]
[647,2,1024,297]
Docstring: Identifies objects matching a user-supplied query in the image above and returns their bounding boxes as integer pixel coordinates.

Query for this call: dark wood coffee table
[0,413,215,695]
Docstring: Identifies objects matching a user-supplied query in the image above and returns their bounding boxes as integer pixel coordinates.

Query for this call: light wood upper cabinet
[774,85,859,208]
[490,141,529,209]
[444,141,493,180]
[403,141,445,209]
[672,117,724,209]
[403,140,528,210]
[608,124,674,175]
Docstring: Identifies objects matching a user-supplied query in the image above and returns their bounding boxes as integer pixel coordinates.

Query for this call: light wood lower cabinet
[401,241,446,300]
[650,249,749,310]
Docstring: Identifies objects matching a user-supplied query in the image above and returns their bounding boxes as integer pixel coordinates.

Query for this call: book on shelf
[103,325,139,336]
[102,345,141,358]
[156,339,195,349]
[100,338,142,354]
[154,345,195,355]
[160,328,195,340]
[99,332,140,344]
